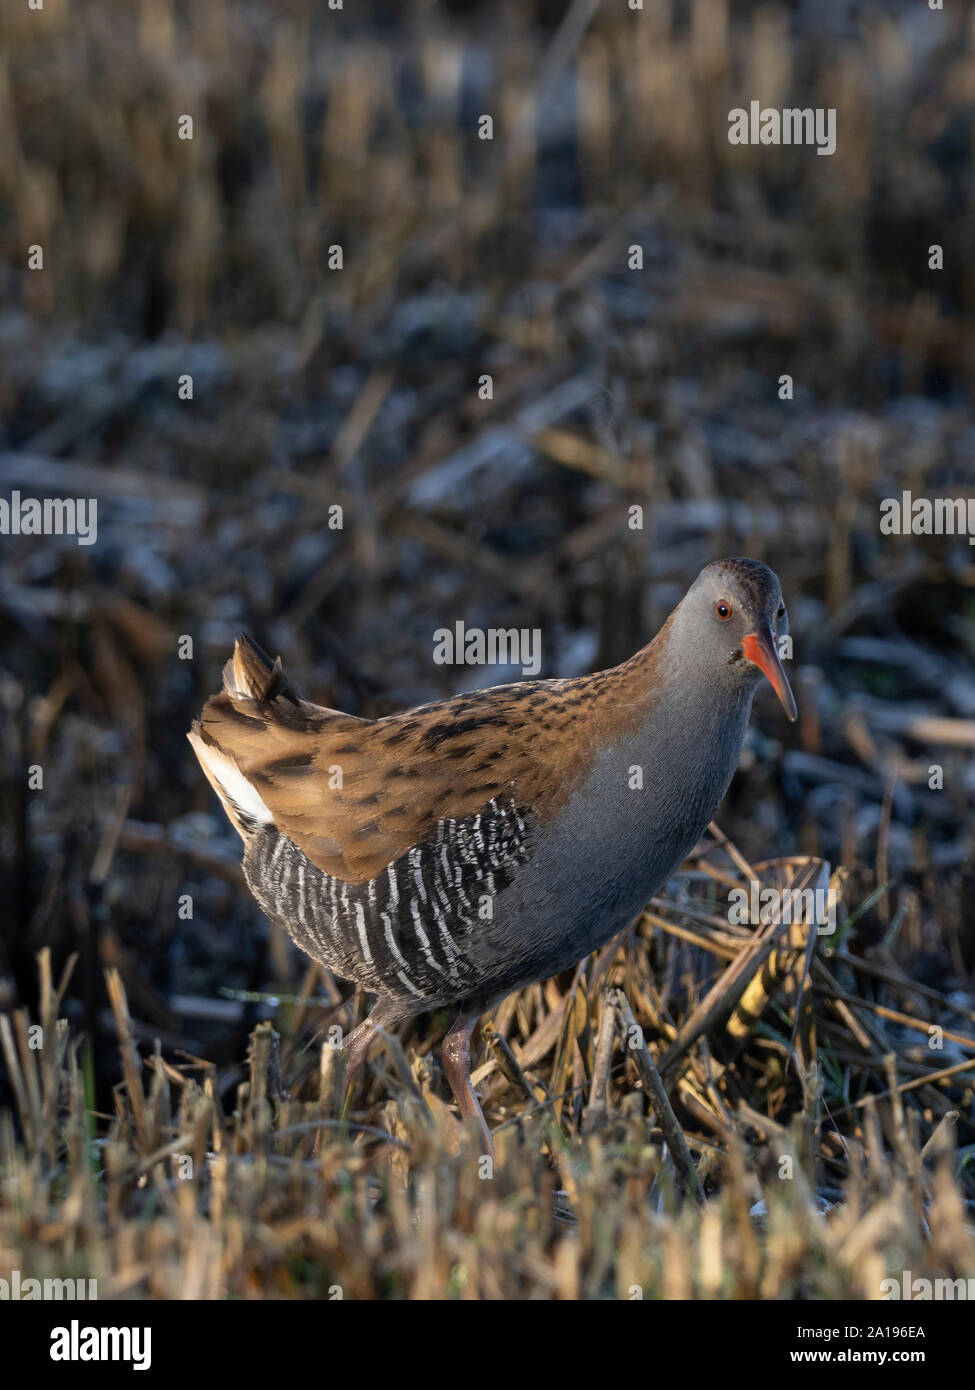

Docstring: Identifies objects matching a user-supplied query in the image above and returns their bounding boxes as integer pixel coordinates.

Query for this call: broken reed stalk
[318,1038,346,1120]
[105,967,152,1152]
[582,990,617,1133]
[482,1020,545,1105]
[0,1012,34,1151]
[610,988,705,1205]
[245,1020,283,1152]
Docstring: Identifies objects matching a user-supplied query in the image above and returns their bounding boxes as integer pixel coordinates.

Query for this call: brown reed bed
[2,816,973,1299]
[1,0,975,1302]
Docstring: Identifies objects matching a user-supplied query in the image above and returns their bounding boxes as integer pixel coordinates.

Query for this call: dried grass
[1,0,974,1300]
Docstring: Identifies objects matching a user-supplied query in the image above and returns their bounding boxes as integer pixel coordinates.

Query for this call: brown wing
[189,633,663,882]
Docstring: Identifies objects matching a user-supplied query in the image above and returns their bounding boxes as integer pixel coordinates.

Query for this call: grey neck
[544,671,757,937]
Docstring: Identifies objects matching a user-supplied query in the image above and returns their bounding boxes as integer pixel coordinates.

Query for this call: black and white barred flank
[242,795,531,1005]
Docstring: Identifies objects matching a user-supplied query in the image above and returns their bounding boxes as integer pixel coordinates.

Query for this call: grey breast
[462,685,754,992]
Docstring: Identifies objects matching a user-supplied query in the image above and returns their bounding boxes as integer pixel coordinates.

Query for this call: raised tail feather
[223,633,301,708]
[189,636,367,854]
[187,634,299,837]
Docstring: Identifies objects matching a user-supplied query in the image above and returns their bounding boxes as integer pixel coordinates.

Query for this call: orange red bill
[742,624,797,721]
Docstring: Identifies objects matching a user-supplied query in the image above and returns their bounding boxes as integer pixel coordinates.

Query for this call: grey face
[678,558,796,719]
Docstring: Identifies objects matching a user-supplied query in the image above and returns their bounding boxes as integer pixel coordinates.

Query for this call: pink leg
[341,1013,382,1081]
[442,1012,493,1155]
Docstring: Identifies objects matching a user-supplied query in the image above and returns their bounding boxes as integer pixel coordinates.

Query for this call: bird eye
[777,603,786,618]
[715,600,732,621]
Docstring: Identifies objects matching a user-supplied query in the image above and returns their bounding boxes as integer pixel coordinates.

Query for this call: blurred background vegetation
[1,0,974,1299]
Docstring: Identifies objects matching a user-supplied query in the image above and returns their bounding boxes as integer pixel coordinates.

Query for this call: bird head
[678,558,797,721]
